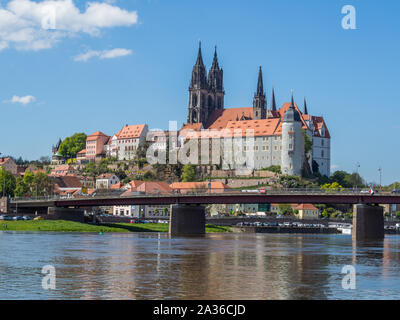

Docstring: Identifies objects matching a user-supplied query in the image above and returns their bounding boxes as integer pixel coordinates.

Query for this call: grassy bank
[0,220,232,233]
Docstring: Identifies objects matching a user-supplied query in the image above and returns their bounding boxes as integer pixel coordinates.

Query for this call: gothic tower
[303,97,308,115]
[253,66,266,120]
[281,92,304,176]
[267,87,277,118]
[188,42,209,124]
[207,46,224,114]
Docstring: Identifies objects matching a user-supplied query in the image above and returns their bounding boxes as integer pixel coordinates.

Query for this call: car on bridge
[360,188,374,195]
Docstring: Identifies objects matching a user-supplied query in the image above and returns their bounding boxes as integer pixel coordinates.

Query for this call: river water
[0,232,399,300]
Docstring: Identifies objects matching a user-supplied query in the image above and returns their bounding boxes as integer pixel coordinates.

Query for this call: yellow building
[295,204,319,220]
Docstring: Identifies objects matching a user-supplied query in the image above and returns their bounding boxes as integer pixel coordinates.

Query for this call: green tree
[143,171,155,181]
[33,172,53,197]
[330,171,348,186]
[321,209,329,218]
[181,164,196,182]
[343,173,364,189]
[321,182,344,192]
[86,162,98,177]
[278,204,293,215]
[262,165,281,174]
[0,168,16,197]
[16,171,52,198]
[58,133,87,158]
[304,131,313,154]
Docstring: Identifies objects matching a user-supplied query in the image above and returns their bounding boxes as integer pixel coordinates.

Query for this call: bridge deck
[11,191,400,208]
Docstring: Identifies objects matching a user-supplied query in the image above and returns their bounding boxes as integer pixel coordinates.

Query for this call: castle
[183,43,331,177]
[51,43,331,178]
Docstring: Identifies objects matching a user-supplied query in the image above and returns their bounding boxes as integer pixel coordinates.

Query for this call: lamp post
[378,167,382,191]
[0,153,4,198]
[355,162,360,191]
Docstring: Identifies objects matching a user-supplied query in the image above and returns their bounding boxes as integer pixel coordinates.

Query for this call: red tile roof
[121,181,171,195]
[170,182,230,193]
[52,176,82,189]
[128,180,145,191]
[97,173,117,179]
[0,157,12,165]
[295,203,318,210]
[205,107,253,130]
[87,131,109,141]
[181,123,203,131]
[136,181,172,194]
[110,182,124,190]
[117,124,146,139]
[225,118,281,137]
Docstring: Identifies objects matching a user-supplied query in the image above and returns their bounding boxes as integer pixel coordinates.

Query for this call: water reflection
[0,232,400,299]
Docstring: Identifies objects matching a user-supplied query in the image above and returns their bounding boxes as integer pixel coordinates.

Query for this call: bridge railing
[10,187,391,203]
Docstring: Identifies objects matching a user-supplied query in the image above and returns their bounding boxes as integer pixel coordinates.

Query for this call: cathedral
[184,43,331,177]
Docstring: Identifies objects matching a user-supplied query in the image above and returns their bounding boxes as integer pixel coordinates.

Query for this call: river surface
[0,232,399,300]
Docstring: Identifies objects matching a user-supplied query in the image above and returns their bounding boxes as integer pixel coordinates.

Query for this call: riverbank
[0,220,232,233]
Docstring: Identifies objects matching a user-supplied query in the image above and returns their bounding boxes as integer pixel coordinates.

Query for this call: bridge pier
[353,204,384,241]
[48,207,85,223]
[169,204,205,236]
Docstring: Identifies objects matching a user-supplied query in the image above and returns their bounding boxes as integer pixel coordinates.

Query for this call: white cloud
[74,48,132,62]
[0,0,138,51]
[99,48,132,59]
[11,95,36,105]
[74,50,100,62]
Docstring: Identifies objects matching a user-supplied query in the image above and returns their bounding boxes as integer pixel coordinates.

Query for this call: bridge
[11,189,400,241]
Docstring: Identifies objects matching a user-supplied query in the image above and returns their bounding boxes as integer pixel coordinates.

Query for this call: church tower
[253,66,266,120]
[281,92,304,176]
[188,42,209,124]
[207,46,224,113]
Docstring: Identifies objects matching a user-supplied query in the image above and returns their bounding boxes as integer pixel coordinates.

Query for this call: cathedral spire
[256,66,264,96]
[271,86,277,111]
[195,41,204,67]
[211,46,219,70]
[303,97,308,115]
[208,45,224,95]
[253,66,266,119]
[190,41,207,90]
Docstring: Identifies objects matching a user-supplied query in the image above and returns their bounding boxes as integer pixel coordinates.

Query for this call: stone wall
[47,207,85,223]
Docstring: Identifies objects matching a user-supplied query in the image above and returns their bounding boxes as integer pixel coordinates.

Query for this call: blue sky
[0,0,399,185]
